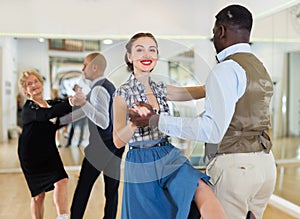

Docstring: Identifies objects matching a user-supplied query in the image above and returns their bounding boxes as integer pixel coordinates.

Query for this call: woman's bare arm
[113,96,137,148]
[166,85,205,101]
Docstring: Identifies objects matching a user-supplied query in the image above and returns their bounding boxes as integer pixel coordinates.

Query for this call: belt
[129,138,169,150]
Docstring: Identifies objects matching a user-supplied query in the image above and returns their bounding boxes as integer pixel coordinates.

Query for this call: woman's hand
[129,102,158,127]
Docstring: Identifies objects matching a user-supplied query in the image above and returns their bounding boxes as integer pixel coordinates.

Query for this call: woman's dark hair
[125,32,158,72]
[215,4,253,32]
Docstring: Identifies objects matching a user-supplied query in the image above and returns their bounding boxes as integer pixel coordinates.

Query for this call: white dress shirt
[60,76,110,129]
[159,43,251,143]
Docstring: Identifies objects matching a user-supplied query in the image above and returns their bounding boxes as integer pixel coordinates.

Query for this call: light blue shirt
[159,43,250,143]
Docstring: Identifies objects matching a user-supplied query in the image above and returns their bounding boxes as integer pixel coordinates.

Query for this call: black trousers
[67,118,86,146]
[70,157,121,219]
[187,203,256,219]
[188,201,201,219]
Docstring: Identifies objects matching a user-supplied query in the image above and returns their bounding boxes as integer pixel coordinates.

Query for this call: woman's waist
[128,137,170,149]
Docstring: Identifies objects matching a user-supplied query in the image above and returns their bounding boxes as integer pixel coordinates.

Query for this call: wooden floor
[0,135,299,219]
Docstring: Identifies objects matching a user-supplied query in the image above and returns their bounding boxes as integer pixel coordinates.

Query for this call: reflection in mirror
[50,56,84,98]
[1,32,300,212]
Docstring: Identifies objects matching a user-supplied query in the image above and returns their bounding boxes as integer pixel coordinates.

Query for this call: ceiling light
[38,37,45,43]
[103,39,113,45]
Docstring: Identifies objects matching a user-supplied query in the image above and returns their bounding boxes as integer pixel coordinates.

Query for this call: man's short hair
[215,4,253,32]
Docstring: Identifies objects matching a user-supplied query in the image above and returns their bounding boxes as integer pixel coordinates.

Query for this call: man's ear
[92,63,98,72]
[219,25,226,39]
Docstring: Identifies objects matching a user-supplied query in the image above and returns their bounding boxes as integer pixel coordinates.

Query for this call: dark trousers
[70,157,121,219]
[187,201,201,219]
[67,118,86,146]
[187,203,257,219]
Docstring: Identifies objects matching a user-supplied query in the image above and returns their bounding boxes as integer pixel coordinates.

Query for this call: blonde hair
[19,69,44,98]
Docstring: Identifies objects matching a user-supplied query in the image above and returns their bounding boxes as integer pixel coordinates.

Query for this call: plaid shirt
[114,73,170,144]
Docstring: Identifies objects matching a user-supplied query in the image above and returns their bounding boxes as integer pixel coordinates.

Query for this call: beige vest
[217,53,273,154]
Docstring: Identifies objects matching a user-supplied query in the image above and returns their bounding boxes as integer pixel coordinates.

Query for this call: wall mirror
[0,30,300,209]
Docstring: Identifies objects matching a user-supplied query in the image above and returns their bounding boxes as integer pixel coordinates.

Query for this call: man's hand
[72,89,87,106]
[128,102,159,127]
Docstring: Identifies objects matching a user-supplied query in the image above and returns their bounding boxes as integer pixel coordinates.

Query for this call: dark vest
[86,78,115,143]
[84,78,124,169]
[217,53,273,154]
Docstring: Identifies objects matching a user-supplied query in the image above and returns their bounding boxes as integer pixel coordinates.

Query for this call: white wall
[1,0,298,38]
[0,0,212,37]
[0,37,18,142]
[17,39,51,98]
[253,5,300,40]
[251,42,300,138]
[288,52,300,136]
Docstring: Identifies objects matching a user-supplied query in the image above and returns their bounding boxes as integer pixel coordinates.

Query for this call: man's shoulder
[93,78,115,88]
[91,80,115,97]
[104,78,116,89]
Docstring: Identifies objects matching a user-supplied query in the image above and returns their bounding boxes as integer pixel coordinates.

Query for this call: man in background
[62,52,124,219]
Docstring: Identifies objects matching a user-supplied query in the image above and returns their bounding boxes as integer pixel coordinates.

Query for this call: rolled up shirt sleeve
[159,60,247,144]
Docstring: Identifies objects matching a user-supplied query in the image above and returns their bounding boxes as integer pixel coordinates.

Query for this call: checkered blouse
[114,73,170,144]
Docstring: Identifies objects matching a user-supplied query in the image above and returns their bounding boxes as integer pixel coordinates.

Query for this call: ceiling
[0,0,300,39]
[212,0,300,20]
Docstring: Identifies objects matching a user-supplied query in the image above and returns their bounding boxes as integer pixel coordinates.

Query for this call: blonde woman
[18,69,73,219]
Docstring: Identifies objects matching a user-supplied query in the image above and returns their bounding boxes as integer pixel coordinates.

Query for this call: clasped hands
[129,102,159,127]
[70,88,87,106]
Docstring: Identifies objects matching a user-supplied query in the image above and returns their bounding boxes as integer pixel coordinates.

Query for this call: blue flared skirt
[121,143,210,219]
